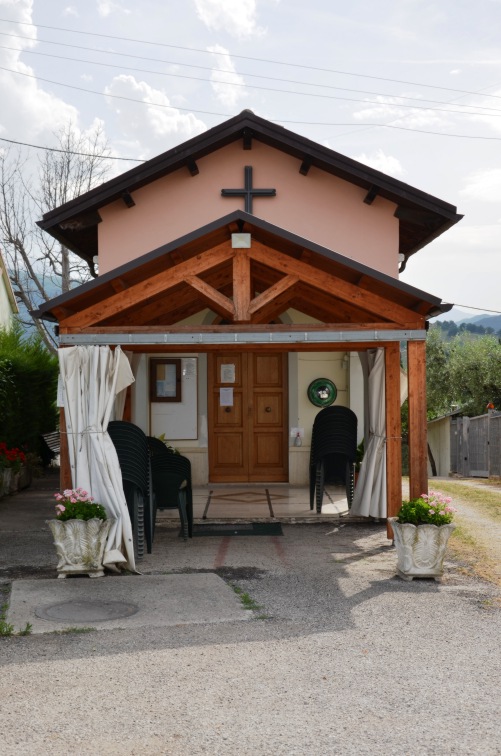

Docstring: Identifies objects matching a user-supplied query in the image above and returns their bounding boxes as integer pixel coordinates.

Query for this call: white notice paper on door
[220,364,235,383]
[220,388,234,406]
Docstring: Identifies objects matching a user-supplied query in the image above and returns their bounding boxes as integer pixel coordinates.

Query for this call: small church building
[36,110,462,521]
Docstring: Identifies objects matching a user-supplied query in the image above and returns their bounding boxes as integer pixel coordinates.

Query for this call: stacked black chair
[108,420,155,559]
[309,406,358,514]
[147,437,193,541]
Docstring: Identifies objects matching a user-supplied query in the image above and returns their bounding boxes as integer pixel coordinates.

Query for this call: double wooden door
[208,352,288,482]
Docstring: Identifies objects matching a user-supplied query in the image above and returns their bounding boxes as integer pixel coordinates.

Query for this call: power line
[449,304,501,315]
[2,31,501,116]
[0,135,144,162]
[3,64,501,141]
[2,16,501,103]
[3,42,501,120]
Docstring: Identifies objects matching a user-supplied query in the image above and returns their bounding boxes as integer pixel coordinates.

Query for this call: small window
[150,359,181,402]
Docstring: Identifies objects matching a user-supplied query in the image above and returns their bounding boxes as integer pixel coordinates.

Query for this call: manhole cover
[35,599,139,623]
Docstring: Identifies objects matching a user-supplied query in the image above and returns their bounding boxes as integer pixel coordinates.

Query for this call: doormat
[192,523,283,537]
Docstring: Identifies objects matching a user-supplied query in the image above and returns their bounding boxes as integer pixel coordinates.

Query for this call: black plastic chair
[108,420,156,559]
[309,406,357,514]
[147,437,193,540]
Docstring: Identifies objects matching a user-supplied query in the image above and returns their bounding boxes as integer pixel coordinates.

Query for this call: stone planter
[18,464,32,491]
[8,470,20,494]
[388,517,456,582]
[1,468,12,497]
[47,518,114,579]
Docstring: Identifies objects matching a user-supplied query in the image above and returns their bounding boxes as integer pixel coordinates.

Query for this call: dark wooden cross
[221,166,276,213]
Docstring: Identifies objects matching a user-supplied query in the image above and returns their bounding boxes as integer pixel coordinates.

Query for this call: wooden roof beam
[242,128,252,150]
[248,239,421,325]
[110,278,129,293]
[61,241,234,328]
[121,191,135,208]
[185,275,235,320]
[299,158,312,176]
[364,185,378,205]
[249,274,298,318]
[233,250,251,321]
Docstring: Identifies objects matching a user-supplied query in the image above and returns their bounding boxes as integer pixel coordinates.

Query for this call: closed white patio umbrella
[58,345,136,571]
[351,348,408,519]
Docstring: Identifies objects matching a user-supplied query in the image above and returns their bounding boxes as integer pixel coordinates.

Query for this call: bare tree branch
[0,123,111,353]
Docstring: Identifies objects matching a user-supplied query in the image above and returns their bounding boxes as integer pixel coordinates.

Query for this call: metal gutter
[59,329,427,346]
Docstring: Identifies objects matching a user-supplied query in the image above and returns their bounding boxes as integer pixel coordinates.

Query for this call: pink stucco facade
[97,141,399,276]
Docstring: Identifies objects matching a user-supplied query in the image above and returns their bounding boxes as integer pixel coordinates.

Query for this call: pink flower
[63,489,73,497]
[54,493,63,501]
[70,497,77,503]
[429,509,435,515]
[55,504,65,512]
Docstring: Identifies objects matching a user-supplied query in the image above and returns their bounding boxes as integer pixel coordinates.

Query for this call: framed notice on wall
[150,357,198,440]
[150,359,181,402]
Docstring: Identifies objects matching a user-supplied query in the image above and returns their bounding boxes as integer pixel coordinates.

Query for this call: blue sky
[1,0,501,312]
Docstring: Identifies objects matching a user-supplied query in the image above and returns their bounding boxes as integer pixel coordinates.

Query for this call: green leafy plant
[355,439,364,472]
[156,433,180,454]
[54,488,107,521]
[397,490,457,526]
[0,619,14,637]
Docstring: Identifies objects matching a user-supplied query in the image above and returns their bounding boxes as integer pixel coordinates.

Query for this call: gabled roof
[38,110,462,267]
[35,210,452,328]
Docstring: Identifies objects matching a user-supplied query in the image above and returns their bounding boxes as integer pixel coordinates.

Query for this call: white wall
[427,417,451,477]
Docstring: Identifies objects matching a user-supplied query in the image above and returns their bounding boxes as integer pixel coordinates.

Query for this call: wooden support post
[408,340,428,499]
[233,250,251,321]
[385,343,402,539]
[59,406,72,491]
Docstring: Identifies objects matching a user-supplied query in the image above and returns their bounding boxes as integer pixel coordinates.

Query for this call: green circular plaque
[307,378,337,407]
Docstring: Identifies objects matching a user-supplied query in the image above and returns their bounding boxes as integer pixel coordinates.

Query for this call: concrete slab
[7,573,250,634]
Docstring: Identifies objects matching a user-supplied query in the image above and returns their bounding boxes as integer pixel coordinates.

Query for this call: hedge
[0,323,58,455]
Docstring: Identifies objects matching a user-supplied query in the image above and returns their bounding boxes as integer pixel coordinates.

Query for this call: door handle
[224,407,231,413]
[265,406,272,413]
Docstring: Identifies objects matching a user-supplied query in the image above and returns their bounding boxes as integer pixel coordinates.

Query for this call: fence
[450,411,501,478]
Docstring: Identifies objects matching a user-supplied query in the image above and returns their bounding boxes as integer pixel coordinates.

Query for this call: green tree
[448,333,501,415]
[426,329,501,417]
[426,327,453,418]
[0,322,58,452]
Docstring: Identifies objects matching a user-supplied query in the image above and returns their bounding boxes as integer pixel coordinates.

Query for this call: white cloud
[97,0,131,17]
[460,169,501,203]
[104,75,206,154]
[208,45,246,109]
[63,6,79,16]
[194,0,265,37]
[0,2,80,141]
[354,148,405,178]
[353,96,449,131]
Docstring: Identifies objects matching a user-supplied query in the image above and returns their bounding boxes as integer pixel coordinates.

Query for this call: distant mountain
[473,315,501,332]
[431,307,481,323]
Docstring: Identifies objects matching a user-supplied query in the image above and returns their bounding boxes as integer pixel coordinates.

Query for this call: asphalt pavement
[1,473,500,755]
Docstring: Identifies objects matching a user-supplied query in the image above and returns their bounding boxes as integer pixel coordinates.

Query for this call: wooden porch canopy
[35,211,452,518]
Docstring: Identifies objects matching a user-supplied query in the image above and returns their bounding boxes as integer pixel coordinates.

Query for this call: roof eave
[37,111,462,257]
